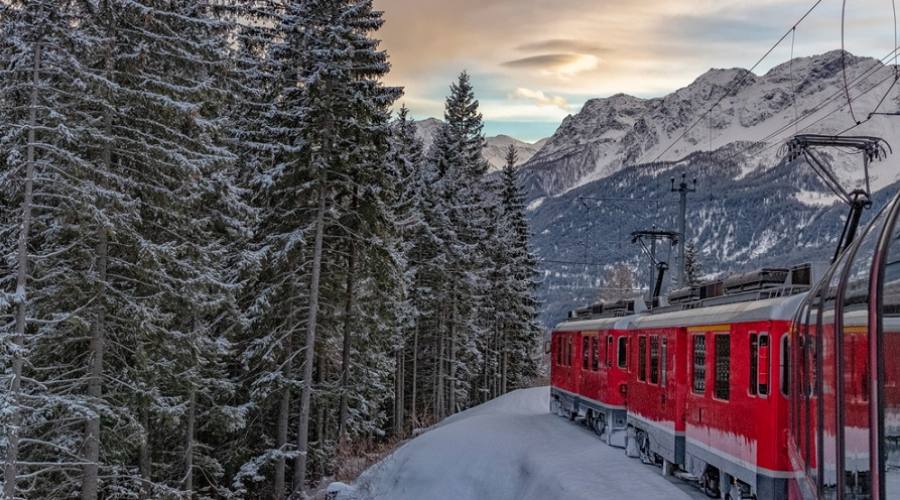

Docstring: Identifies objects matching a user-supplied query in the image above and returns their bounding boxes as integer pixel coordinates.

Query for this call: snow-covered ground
[330,387,705,500]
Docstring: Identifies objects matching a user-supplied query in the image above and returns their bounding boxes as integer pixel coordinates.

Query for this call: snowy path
[333,387,706,500]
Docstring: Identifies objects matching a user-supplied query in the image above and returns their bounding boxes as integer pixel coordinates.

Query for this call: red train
[550,190,900,499]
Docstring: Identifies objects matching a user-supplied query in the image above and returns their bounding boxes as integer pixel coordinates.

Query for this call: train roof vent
[699,280,724,299]
[723,268,789,294]
[603,299,635,316]
[590,303,605,315]
[668,286,700,304]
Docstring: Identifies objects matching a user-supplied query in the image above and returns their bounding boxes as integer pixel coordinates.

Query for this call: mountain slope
[528,145,900,327]
[521,50,900,327]
[521,50,900,198]
[414,118,547,170]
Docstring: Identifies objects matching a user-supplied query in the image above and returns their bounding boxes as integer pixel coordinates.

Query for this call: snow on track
[332,387,704,500]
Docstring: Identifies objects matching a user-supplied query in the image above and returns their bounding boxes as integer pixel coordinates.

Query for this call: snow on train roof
[553,313,641,332]
[631,292,808,329]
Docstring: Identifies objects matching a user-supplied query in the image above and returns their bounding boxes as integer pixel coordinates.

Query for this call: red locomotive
[550,191,900,499]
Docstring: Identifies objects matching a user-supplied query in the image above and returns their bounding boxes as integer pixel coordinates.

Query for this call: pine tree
[600,264,638,302]
[0,2,110,496]
[494,145,542,393]
[684,241,703,286]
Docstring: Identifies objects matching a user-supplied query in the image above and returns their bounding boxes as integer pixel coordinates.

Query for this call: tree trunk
[3,42,41,499]
[394,347,404,434]
[410,321,418,428]
[501,328,508,395]
[435,304,445,419]
[274,294,295,499]
[337,233,356,441]
[448,292,457,415]
[82,226,107,500]
[293,174,326,496]
[82,26,115,495]
[139,406,151,484]
[183,386,196,494]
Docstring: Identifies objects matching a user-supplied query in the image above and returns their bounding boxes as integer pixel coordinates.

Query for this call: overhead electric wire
[699,45,900,168]
[651,0,825,163]
[842,0,861,124]
[842,0,898,125]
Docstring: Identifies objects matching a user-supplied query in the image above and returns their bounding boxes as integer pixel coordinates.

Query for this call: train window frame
[714,334,730,401]
[582,336,590,370]
[606,335,613,368]
[692,334,707,394]
[560,336,565,366]
[591,336,600,371]
[780,334,790,397]
[758,333,770,397]
[649,335,660,385]
[661,337,668,387]
[617,336,628,370]
[638,335,647,382]
[750,332,759,396]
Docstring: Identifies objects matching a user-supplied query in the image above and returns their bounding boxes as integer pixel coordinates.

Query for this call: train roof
[630,292,807,330]
[553,313,642,333]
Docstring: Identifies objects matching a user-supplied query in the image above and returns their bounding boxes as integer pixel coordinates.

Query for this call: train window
[558,337,566,366]
[606,335,613,367]
[692,335,706,394]
[650,336,660,384]
[780,334,789,397]
[882,203,900,499]
[568,337,573,366]
[750,333,758,396]
[555,337,561,366]
[638,336,647,382]
[661,337,667,387]
[714,334,730,400]
[583,336,590,370]
[617,337,628,369]
[591,336,600,371]
[758,334,769,396]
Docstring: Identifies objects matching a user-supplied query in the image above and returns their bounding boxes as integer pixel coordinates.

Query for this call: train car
[787,190,900,500]
[551,303,639,447]
[631,291,806,499]
[621,316,687,471]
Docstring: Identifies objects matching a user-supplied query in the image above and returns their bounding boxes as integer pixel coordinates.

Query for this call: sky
[373,0,900,142]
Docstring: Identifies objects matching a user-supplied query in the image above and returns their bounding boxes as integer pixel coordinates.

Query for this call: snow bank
[333,387,701,500]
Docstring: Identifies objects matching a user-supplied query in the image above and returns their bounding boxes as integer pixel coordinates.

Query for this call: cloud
[516,39,609,55]
[502,53,600,78]
[510,88,571,110]
[502,54,583,68]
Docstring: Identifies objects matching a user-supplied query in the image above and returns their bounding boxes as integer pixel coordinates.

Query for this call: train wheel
[701,467,720,499]
[638,433,654,465]
[592,415,605,437]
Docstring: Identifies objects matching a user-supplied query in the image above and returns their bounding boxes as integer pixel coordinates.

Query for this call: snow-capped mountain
[414,118,548,171]
[523,50,900,327]
[522,50,900,198]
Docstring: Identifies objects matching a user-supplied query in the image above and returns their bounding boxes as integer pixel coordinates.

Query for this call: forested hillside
[0,2,542,498]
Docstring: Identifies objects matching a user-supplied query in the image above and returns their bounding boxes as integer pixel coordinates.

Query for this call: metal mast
[631,227,679,308]
[671,174,697,287]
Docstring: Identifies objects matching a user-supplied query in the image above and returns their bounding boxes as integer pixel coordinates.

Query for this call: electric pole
[671,174,697,288]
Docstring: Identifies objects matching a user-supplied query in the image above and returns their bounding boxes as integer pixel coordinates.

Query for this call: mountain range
[514,50,900,327]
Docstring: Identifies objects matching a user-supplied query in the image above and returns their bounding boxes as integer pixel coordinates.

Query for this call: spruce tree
[684,241,703,286]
